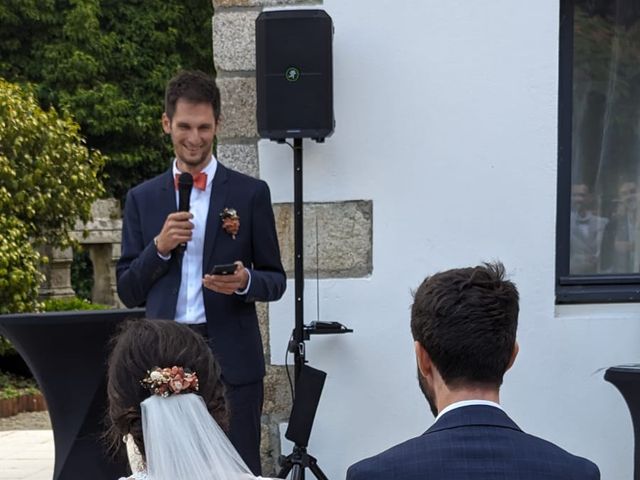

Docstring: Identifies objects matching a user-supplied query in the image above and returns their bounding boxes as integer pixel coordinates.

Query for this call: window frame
[556,0,640,303]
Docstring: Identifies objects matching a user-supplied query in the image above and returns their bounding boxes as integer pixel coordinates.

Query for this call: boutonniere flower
[220,208,240,239]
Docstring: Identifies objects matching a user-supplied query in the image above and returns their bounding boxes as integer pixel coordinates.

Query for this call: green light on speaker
[285,66,300,82]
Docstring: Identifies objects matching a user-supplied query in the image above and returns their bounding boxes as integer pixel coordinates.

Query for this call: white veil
[139,393,273,480]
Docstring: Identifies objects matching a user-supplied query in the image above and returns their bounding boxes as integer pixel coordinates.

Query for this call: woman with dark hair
[106,319,274,480]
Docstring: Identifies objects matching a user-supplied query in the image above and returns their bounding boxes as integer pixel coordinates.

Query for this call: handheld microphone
[177,172,193,252]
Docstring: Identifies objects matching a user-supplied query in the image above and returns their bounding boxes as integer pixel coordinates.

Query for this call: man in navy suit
[116,70,286,475]
[347,262,599,480]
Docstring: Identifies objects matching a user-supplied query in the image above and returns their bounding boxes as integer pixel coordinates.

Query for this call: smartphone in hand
[210,263,237,275]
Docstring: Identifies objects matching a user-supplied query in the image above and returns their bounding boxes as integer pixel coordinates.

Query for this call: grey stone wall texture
[213,11,259,72]
[217,143,259,178]
[274,201,373,278]
[217,77,258,139]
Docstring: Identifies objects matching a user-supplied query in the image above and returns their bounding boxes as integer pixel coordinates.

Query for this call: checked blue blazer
[346,405,600,480]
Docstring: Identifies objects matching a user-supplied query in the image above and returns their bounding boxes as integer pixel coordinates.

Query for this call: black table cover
[0,309,145,480]
[605,364,640,480]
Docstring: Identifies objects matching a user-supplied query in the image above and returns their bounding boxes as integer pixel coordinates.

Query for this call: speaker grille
[256,10,334,140]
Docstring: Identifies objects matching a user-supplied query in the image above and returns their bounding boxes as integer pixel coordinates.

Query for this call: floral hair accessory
[220,208,240,239]
[141,366,199,398]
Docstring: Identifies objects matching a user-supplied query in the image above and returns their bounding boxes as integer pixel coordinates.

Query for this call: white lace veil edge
[140,393,267,480]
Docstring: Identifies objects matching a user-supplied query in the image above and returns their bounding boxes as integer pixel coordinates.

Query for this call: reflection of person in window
[570,183,609,274]
[606,181,639,273]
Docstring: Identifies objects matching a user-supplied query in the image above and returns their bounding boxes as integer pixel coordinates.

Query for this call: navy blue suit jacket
[116,163,286,385]
[346,405,600,480]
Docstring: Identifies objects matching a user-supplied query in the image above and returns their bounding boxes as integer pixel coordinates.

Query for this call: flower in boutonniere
[220,208,240,239]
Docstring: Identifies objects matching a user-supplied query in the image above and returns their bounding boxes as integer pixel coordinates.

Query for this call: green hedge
[0,0,215,201]
[42,297,110,312]
[0,371,39,400]
[0,78,105,314]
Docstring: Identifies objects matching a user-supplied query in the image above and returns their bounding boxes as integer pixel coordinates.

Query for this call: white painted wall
[260,1,639,478]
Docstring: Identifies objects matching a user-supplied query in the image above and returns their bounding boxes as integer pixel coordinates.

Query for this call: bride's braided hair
[105,319,229,460]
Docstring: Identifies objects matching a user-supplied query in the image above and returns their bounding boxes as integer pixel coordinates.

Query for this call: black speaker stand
[279,445,328,480]
[277,137,325,480]
[275,138,351,480]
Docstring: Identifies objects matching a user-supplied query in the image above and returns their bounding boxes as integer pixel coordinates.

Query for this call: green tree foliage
[0,0,215,200]
[0,78,106,313]
[0,216,42,314]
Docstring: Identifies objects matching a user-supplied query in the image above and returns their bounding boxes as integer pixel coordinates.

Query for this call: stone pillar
[71,198,123,307]
[39,198,123,307]
[88,244,117,305]
[38,246,75,300]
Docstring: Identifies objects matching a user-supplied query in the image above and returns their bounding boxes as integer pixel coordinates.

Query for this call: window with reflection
[557,0,640,302]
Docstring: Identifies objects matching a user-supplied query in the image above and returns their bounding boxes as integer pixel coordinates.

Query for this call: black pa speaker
[256,9,334,142]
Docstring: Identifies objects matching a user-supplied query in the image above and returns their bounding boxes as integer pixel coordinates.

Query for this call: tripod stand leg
[277,455,306,480]
[308,457,328,480]
[277,463,292,479]
[277,454,294,479]
[289,463,304,480]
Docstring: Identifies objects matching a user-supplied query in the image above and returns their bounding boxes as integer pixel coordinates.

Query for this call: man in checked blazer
[346,262,599,480]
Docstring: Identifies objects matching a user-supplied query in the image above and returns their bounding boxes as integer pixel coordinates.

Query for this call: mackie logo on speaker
[285,66,300,82]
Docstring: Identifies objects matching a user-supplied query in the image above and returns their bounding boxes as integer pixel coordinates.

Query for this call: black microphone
[177,172,193,252]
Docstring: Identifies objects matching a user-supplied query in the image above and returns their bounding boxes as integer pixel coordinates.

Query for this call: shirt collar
[435,399,503,421]
[172,155,217,189]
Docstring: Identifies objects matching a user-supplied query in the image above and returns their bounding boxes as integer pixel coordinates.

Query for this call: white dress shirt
[173,157,217,325]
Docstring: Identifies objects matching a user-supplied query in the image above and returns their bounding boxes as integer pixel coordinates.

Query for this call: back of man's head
[411,262,519,390]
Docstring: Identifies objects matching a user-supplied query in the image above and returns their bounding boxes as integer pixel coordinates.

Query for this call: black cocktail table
[605,364,640,480]
[0,309,145,480]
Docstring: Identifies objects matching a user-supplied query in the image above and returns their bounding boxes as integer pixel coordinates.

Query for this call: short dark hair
[164,70,221,121]
[410,262,519,389]
[106,319,228,459]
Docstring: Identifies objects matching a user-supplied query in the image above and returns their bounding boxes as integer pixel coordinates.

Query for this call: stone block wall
[274,201,373,278]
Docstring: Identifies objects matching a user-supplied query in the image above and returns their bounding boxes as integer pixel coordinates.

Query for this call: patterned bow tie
[174,172,207,191]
